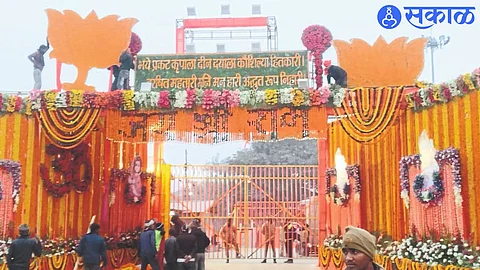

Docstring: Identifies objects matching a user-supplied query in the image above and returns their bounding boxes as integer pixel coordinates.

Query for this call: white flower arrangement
[322,233,480,268]
[400,189,410,209]
[55,92,68,108]
[418,87,432,107]
[174,90,187,108]
[239,90,251,105]
[332,87,346,108]
[448,80,461,97]
[279,88,293,104]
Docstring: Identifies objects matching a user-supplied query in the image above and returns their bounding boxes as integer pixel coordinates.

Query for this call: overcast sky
[2,0,478,163]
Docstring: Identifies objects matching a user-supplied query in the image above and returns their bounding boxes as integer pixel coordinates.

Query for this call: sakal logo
[377,5,476,29]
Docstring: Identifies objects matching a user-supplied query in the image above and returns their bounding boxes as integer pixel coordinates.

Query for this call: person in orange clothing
[261,218,277,263]
[219,218,241,263]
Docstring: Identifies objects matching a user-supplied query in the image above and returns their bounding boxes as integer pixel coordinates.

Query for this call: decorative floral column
[301,25,333,88]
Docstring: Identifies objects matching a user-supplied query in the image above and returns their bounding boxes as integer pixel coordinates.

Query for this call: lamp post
[424,35,450,84]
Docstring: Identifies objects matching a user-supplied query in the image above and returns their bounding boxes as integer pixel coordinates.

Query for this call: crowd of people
[5,217,383,270]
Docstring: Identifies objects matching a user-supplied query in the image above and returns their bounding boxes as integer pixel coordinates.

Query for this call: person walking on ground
[219,218,241,263]
[28,37,50,90]
[175,225,197,270]
[341,226,384,270]
[139,220,160,270]
[154,222,166,270]
[7,224,42,270]
[164,228,178,270]
[117,48,134,90]
[261,218,277,263]
[190,219,210,270]
[77,223,108,270]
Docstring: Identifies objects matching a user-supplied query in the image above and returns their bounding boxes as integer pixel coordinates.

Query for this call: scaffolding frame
[175,16,278,53]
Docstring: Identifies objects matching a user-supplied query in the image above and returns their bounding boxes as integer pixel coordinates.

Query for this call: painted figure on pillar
[128,155,143,202]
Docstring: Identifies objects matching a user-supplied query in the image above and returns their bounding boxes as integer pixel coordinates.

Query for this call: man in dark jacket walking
[190,219,210,270]
[139,220,160,270]
[175,225,197,270]
[7,224,42,270]
[77,223,107,270]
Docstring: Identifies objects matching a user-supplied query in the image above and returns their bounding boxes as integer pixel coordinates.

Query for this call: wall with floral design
[404,90,480,243]
[0,114,166,239]
[328,117,407,240]
[328,89,480,243]
[324,165,362,233]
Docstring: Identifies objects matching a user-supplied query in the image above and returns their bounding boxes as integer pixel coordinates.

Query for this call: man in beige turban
[341,226,384,270]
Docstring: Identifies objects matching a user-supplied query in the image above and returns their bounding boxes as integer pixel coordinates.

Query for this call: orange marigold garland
[335,87,404,143]
[37,107,101,149]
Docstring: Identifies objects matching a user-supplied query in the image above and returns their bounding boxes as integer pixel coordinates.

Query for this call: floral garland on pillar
[109,168,156,205]
[0,160,21,212]
[325,164,361,206]
[399,147,462,208]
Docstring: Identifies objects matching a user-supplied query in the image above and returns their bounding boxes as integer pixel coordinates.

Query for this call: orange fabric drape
[108,141,150,234]
[328,115,406,240]
[0,114,38,238]
[407,166,464,237]
[38,124,106,238]
[404,92,480,241]
[326,175,361,234]
[327,90,480,244]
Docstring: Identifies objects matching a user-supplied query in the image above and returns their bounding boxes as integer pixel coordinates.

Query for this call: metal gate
[169,165,319,260]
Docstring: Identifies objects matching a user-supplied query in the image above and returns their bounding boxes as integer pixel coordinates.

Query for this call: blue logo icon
[377,5,402,29]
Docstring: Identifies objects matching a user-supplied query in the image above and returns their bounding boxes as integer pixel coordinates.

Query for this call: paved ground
[205,258,319,270]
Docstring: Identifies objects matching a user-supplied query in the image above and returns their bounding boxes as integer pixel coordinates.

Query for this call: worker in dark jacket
[139,220,160,270]
[164,228,178,270]
[175,225,197,270]
[7,224,42,270]
[77,223,107,270]
[117,48,134,90]
[190,219,210,270]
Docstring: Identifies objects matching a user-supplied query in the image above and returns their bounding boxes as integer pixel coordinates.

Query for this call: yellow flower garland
[291,89,304,107]
[463,73,475,91]
[70,90,84,107]
[6,96,17,112]
[432,84,442,101]
[265,89,278,105]
[44,91,58,110]
[25,100,32,116]
[122,90,135,111]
